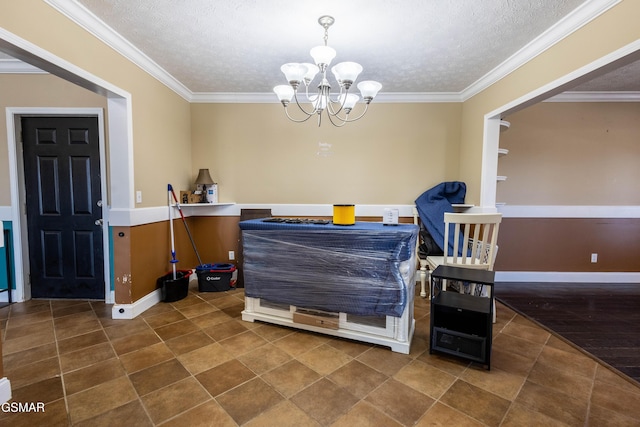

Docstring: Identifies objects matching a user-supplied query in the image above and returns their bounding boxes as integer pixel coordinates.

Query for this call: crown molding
[460,0,621,101]
[190,92,275,104]
[190,91,463,103]
[44,0,192,101]
[546,91,640,102]
[375,92,463,103]
[43,0,620,104]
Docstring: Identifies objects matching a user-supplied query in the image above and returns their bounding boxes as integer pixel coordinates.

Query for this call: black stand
[429,265,495,370]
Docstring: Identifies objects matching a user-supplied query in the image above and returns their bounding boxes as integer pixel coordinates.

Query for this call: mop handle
[168,185,178,280]
[168,184,204,266]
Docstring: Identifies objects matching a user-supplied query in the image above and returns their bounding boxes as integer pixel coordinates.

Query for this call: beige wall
[190,102,463,204]
[460,0,640,205]
[2,0,640,302]
[1,1,193,303]
[0,74,108,205]
[498,102,640,205]
[4,1,639,208]
[0,0,192,208]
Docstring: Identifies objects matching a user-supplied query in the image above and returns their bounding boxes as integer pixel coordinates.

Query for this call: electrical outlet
[136,191,142,204]
[591,253,598,263]
[228,251,235,261]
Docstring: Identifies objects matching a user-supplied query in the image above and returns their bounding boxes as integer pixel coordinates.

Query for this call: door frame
[6,107,112,302]
[1,26,134,306]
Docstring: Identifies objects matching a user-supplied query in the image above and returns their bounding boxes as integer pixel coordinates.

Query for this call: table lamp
[195,168,214,203]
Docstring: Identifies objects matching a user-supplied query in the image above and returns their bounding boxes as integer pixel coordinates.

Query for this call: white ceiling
[2,0,638,101]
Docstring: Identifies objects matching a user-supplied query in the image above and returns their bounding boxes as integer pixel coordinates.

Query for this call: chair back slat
[442,212,502,270]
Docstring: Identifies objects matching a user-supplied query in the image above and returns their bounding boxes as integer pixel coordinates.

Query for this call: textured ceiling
[570,59,640,91]
[73,0,592,94]
[2,0,637,97]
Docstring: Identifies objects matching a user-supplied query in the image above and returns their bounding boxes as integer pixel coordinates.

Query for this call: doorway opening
[1,30,134,304]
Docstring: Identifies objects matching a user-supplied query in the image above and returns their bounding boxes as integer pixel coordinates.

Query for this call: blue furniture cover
[414,181,466,255]
[239,219,418,317]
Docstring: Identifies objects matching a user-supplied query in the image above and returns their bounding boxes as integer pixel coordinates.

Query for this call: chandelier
[273,15,382,127]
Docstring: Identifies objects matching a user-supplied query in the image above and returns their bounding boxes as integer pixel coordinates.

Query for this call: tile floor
[1,283,640,426]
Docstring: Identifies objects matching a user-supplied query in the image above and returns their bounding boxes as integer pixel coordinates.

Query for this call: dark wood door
[22,116,104,299]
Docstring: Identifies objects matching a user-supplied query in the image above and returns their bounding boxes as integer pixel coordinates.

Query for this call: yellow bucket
[333,204,355,225]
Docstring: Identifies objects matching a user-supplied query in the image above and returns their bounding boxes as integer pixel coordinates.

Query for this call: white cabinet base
[242,294,415,354]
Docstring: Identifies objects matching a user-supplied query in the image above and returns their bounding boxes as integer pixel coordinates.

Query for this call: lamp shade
[195,168,214,185]
[280,63,308,84]
[302,63,319,83]
[339,93,360,110]
[331,62,363,85]
[357,80,382,100]
[274,85,295,102]
[310,45,336,66]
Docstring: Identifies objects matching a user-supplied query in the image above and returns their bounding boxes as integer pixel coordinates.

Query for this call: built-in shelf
[498,121,510,197]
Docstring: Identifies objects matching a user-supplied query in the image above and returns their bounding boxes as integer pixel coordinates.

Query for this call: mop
[158,184,191,302]
[168,184,203,266]
[168,184,178,279]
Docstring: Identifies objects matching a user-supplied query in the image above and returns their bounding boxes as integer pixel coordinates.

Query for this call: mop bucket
[157,269,192,302]
[196,263,237,292]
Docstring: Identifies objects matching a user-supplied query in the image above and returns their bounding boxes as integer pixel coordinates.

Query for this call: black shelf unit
[430,265,495,369]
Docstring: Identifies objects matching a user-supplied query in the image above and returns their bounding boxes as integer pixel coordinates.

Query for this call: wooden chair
[424,212,502,321]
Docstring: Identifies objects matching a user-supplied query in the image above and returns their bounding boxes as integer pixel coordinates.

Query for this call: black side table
[430,265,495,370]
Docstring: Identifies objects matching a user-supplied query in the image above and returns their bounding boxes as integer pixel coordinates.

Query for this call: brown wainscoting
[116,215,415,303]
[129,220,195,302]
[111,226,132,304]
[112,220,199,304]
[188,216,242,267]
[494,217,640,272]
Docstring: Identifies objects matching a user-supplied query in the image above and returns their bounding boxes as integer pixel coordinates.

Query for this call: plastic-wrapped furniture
[239,219,418,353]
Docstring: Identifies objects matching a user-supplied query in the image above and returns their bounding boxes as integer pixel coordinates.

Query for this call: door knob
[97,200,103,207]
[95,219,103,226]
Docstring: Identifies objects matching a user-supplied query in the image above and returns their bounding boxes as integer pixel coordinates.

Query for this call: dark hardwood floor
[495,282,640,384]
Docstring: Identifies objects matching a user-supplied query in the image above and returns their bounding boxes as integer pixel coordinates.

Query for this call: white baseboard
[111,288,161,319]
[0,378,11,404]
[495,271,640,283]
